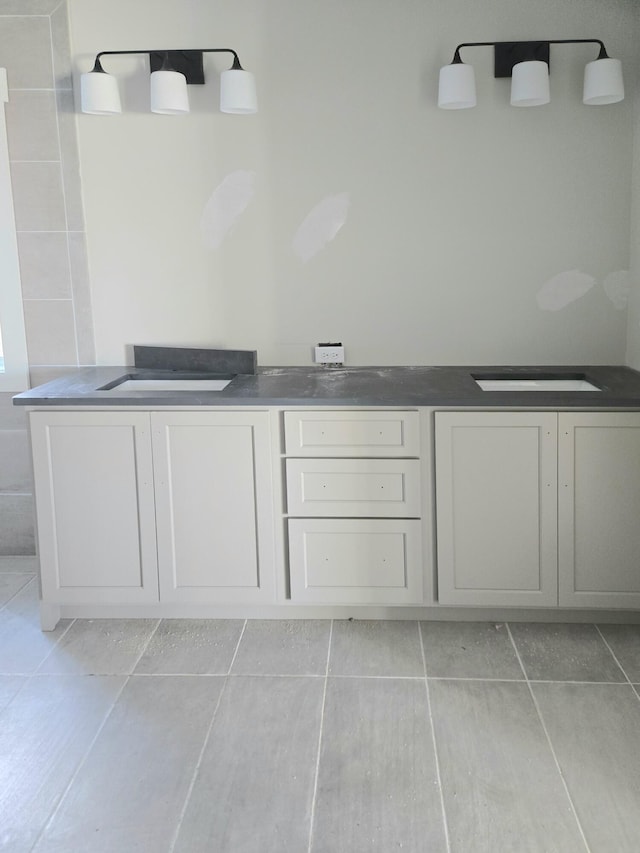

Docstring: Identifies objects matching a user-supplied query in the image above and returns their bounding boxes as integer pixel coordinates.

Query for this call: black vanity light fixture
[438,39,624,109]
[80,48,257,115]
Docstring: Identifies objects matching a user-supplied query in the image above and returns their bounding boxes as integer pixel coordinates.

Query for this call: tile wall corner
[1,0,92,553]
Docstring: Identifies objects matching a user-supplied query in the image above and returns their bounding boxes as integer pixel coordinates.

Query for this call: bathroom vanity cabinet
[24,397,640,627]
[29,410,276,628]
[283,410,425,604]
[435,411,640,610]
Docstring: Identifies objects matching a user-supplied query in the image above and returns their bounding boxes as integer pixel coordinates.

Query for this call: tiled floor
[2,558,640,852]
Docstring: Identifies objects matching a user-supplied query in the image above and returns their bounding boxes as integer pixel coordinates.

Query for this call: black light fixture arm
[89,47,246,84]
[449,38,610,77]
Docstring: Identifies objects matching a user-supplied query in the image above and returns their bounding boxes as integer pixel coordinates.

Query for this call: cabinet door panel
[152,413,275,603]
[435,412,558,606]
[30,412,158,604]
[559,413,640,608]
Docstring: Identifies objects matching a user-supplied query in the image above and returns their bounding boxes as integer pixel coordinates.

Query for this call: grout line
[128,617,161,674]
[418,621,451,853]
[5,670,637,685]
[28,620,161,849]
[33,615,76,672]
[47,10,81,371]
[595,625,640,703]
[307,619,332,853]
[431,675,631,685]
[225,620,247,675]
[0,572,35,612]
[167,621,248,853]
[506,623,592,853]
[132,619,162,666]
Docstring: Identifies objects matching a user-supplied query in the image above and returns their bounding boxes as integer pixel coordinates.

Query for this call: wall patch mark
[602,270,630,310]
[293,192,350,263]
[536,270,595,311]
[200,170,256,250]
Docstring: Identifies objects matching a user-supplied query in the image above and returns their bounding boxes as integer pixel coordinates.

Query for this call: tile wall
[0,0,92,553]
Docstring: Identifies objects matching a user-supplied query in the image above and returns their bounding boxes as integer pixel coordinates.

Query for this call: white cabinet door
[288,518,423,604]
[30,411,158,605]
[435,412,558,606]
[151,412,276,603]
[559,413,640,608]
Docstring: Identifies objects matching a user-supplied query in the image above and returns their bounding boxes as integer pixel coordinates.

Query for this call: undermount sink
[473,374,601,392]
[98,373,235,392]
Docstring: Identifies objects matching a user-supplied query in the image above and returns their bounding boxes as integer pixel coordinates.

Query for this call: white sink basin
[475,378,600,392]
[108,378,233,391]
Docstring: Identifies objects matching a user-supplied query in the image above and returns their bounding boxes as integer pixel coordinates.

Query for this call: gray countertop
[12,364,640,408]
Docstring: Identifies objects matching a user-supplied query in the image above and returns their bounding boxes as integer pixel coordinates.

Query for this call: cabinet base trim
[41,602,640,630]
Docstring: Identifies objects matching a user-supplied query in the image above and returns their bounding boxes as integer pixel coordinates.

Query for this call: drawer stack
[284,411,423,604]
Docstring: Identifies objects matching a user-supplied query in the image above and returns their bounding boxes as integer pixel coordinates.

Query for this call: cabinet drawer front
[284,411,420,456]
[288,519,423,604]
[286,459,421,517]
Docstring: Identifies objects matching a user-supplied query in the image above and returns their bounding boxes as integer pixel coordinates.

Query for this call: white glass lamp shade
[150,69,190,114]
[583,57,624,105]
[438,63,476,109]
[510,60,550,107]
[80,71,121,115]
[220,69,257,114]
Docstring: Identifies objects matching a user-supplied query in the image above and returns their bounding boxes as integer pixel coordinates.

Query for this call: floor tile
[0,581,71,674]
[312,677,447,853]
[34,675,224,853]
[0,555,37,573]
[0,572,33,608]
[37,619,159,675]
[533,682,640,852]
[421,621,523,679]
[231,619,331,675]
[134,619,244,675]
[173,675,324,853]
[329,620,424,677]
[597,624,640,682]
[0,675,125,853]
[0,675,26,712]
[509,622,625,682]
[429,680,585,852]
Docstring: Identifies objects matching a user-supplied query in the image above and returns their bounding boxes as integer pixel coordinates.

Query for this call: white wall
[69,0,638,366]
[626,30,640,370]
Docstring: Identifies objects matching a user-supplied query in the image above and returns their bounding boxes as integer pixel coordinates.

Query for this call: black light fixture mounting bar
[450,39,609,78]
[90,48,245,84]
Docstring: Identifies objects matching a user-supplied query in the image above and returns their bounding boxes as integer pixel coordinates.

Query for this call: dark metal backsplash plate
[133,345,257,375]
